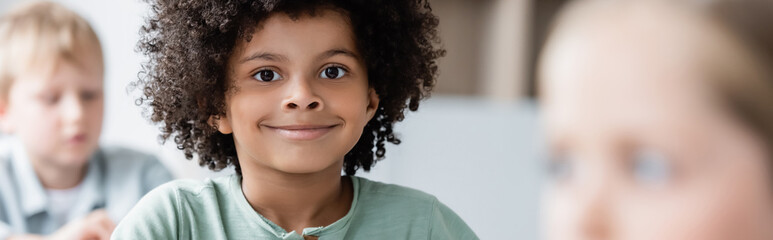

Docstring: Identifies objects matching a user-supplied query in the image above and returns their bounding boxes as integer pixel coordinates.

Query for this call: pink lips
[264,124,338,141]
[68,133,87,144]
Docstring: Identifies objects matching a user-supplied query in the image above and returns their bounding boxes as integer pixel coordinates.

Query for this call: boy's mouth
[262,124,340,141]
[67,133,88,144]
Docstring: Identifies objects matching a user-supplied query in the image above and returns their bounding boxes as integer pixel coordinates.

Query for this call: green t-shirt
[111,174,478,240]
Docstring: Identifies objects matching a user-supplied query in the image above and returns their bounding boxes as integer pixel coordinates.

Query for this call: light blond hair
[0,1,102,100]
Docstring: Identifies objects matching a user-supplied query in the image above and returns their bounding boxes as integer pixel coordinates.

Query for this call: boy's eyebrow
[317,48,360,62]
[240,51,288,63]
[240,48,360,64]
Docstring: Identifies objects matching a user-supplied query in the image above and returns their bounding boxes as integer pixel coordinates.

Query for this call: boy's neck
[30,157,88,190]
[240,162,353,235]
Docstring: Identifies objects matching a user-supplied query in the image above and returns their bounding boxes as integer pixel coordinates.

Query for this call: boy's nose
[287,101,320,110]
[575,161,615,240]
[577,193,613,240]
[60,94,84,122]
[282,78,323,111]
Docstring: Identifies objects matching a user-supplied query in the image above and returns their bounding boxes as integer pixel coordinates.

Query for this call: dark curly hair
[134,0,445,175]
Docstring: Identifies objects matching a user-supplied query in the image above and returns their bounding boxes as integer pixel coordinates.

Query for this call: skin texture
[215,10,378,234]
[540,1,773,240]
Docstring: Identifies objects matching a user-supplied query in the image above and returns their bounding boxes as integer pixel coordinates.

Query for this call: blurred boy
[0,2,173,239]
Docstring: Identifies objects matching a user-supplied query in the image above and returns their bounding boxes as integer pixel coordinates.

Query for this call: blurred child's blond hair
[0,1,102,100]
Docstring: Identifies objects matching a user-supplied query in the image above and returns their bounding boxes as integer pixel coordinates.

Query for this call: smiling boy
[112,0,477,239]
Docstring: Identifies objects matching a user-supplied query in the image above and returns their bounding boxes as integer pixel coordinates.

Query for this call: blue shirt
[0,139,174,238]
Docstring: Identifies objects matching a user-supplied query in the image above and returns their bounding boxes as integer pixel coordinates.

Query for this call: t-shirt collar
[10,138,105,218]
[229,174,360,239]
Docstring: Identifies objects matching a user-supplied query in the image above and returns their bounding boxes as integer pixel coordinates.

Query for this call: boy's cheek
[2,105,34,135]
[9,104,59,139]
[86,99,105,125]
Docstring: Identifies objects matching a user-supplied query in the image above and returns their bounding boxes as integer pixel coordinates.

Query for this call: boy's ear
[0,99,13,134]
[208,115,233,134]
[366,88,380,120]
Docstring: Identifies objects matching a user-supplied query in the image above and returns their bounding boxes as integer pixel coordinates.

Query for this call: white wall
[1,1,543,239]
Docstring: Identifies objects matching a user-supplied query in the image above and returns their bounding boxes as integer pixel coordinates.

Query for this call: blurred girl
[539,0,773,239]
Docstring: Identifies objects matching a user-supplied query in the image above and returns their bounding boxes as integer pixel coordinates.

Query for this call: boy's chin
[269,158,343,175]
[51,148,97,168]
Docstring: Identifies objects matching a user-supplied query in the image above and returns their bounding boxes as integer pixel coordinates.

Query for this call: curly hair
[135,0,445,175]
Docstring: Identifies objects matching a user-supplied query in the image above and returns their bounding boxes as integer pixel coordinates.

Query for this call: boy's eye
[320,66,346,79]
[81,91,99,101]
[631,148,672,186]
[253,70,282,82]
[41,94,60,105]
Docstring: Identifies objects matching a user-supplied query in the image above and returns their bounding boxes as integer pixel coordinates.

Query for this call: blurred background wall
[0,0,565,239]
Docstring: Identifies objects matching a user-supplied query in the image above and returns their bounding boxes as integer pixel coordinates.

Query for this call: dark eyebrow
[240,51,288,64]
[317,48,360,62]
[239,48,360,64]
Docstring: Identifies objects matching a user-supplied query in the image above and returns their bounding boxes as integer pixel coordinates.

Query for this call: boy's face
[222,9,378,175]
[0,53,104,169]
[540,3,773,240]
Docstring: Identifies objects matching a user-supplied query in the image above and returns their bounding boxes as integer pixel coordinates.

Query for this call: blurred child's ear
[366,88,379,120]
[0,99,13,133]
[208,115,233,134]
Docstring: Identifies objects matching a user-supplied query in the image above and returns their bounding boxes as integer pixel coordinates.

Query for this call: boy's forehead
[24,46,103,77]
[233,9,359,60]
[15,53,104,89]
[3,30,103,84]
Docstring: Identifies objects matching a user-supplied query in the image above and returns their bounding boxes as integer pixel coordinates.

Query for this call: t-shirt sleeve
[429,199,479,240]
[111,182,179,240]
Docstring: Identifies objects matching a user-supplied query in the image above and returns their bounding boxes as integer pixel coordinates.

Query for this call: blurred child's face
[222,9,378,175]
[540,3,773,240]
[0,52,104,169]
